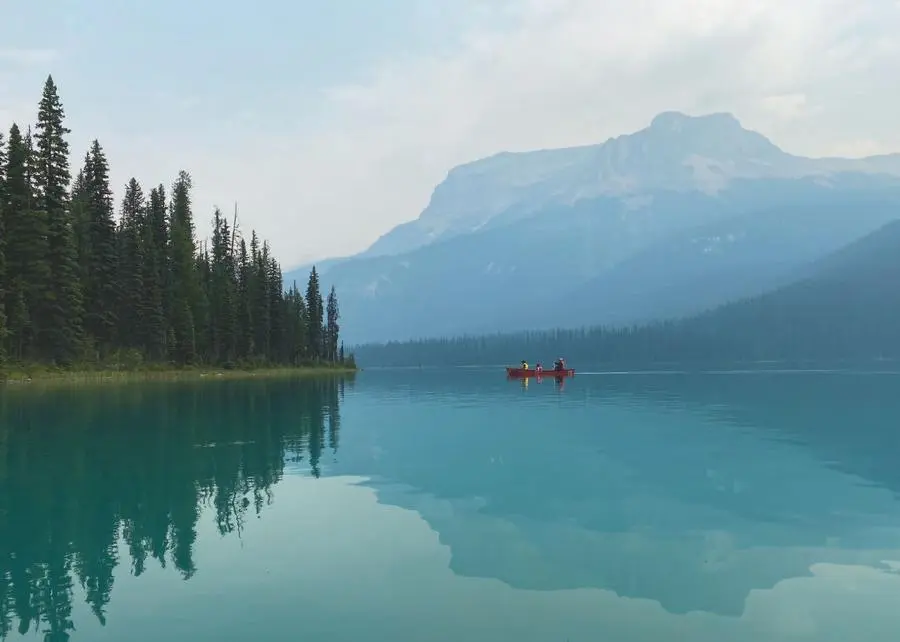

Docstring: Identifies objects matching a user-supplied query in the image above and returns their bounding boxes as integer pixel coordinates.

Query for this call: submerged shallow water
[2,369,900,641]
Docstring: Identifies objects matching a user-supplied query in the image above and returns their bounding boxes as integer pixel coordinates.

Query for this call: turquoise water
[2,370,900,641]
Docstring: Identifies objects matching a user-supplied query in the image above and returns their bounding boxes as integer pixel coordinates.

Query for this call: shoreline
[1,365,359,388]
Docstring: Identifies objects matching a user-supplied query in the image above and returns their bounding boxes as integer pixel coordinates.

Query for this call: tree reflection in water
[0,375,351,640]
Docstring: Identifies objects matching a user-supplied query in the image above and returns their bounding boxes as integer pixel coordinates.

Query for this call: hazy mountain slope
[507,179,900,333]
[330,175,900,344]
[300,111,900,344]
[716,218,900,313]
[324,186,765,343]
[677,219,900,360]
[282,256,347,288]
[351,219,900,367]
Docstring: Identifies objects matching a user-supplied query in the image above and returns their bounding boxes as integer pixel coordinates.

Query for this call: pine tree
[117,178,145,351]
[0,131,7,365]
[305,266,324,361]
[194,246,212,361]
[34,75,83,364]
[83,140,118,354]
[3,124,46,360]
[283,282,308,364]
[249,232,270,360]
[70,155,91,289]
[141,186,168,359]
[236,237,254,360]
[325,285,340,363]
[209,209,237,364]
[267,255,284,362]
[168,170,198,364]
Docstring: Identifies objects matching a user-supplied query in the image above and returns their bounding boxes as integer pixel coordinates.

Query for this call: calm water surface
[2,369,900,641]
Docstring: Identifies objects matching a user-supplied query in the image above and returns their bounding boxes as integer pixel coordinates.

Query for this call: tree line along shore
[0,75,355,382]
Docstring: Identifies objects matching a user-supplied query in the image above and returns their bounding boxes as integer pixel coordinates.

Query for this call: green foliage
[168,170,199,364]
[209,208,237,363]
[3,124,46,360]
[117,178,146,351]
[81,141,119,353]
[325,285,340,363]
[141,186,168,359]
[34,74,84,365]
[0,131,6,365]
[236,238,254,357]
[1,76,352,373]
[305,266,324,360]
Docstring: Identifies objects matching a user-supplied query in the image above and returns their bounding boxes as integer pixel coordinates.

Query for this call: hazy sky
[2,0,899,268]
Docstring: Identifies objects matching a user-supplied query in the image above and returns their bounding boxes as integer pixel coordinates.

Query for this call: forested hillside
[0,76,349,370]
[352,219,900,368]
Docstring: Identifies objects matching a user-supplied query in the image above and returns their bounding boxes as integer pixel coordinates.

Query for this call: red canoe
[506,367,575,378]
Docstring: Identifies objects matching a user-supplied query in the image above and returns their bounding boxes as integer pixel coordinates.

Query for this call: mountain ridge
[350,217,900,367]
[282,111,900,344]
[353,111,900,260]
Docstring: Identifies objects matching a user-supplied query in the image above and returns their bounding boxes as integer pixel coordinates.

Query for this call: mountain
[362,112,900,259]
[512,178,900,333]
[287,111,900,345]
[351,218,900,367]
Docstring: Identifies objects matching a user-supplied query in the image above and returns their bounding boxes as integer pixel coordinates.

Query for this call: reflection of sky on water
[322,371,900,621]
[80,476,900,642]
[5,370,900,641]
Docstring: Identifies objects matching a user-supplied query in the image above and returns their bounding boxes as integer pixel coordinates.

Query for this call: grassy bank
[1,363,358,388]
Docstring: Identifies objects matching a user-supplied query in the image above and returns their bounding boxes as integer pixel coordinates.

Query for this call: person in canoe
[521,359,529,371]
[553,357,567,372]
[536,362,543,374]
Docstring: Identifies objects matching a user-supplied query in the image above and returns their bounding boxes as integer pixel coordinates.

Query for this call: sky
[2,0,900,269]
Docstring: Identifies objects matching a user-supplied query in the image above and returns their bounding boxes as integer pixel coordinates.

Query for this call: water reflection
[0,376,350,641]
[1,369,900,641]
[327,370,900,618]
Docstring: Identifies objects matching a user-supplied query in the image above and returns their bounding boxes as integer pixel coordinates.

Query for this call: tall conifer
[4,124,46,360]
[325,286,340,363]
[305,266,323,361]
[117,178,146,350]
[169,171,198,364]
[83,140,118,353]
[34,75,83,363]
[0,131,7,364]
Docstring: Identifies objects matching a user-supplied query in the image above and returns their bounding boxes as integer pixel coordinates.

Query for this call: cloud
[5,2,900,267]
[759,94,813,121]
[262,0,900,264]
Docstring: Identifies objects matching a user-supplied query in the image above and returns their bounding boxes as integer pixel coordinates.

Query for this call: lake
[2,369,900,641]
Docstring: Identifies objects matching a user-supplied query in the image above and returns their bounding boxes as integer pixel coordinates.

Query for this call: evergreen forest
[0,76,350,372]
[352,219,900,369]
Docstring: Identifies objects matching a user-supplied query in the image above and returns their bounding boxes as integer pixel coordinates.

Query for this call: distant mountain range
[352,218,900,367]
[285,111,900,345]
